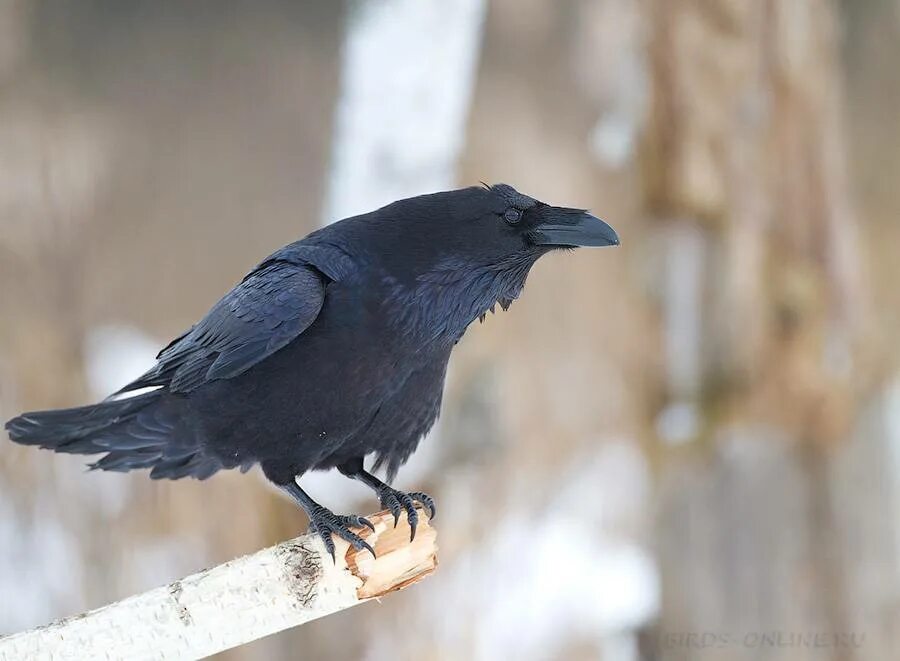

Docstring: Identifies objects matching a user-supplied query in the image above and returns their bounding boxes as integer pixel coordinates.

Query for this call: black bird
[5,184,618,557]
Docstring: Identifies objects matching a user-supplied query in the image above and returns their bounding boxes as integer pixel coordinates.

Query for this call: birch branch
[0,508,437,661]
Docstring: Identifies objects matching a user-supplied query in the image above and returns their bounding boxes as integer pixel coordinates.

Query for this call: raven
[6,184,618,557]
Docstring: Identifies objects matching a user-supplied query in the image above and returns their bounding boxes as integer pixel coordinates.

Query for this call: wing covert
[129,260,326,393]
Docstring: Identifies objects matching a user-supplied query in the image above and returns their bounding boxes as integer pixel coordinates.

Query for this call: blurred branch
[0,508,437,660]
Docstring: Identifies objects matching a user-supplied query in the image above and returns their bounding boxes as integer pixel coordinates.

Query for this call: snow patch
[83,324,160,399]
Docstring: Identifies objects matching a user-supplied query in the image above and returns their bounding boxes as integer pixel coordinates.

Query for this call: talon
[319,531,336,561]
[359,539,376,558]
[407,510,419,542]
[409,492,436,520]
[306,508,376,562]
[347,514,375,532]
[345,530,377,558]
[396,493,419,542]
[380,492,402,527]
[375,487,436,541]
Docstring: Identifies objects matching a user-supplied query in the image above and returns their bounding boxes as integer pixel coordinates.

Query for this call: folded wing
[122,258,326,394]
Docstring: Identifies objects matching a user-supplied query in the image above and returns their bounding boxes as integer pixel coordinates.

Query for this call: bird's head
[370,182,618,271]
[474,181,620,251]
[343,183,619,340]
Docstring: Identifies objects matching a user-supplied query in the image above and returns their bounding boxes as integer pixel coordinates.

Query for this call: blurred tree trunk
[321,0,486,223]
[641,1,883,659]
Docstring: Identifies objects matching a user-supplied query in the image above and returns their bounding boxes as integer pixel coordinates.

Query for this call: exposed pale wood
[0,508,437,661]
[643,1,867,660]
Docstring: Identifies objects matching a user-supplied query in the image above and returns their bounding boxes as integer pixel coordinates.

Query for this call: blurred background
[1,0,899,659]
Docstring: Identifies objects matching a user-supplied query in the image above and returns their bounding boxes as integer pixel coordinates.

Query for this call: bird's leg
[337,458,436,542]
[279,479,375,560]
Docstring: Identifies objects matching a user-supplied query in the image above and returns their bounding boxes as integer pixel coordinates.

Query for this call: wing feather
[123,259,326,394]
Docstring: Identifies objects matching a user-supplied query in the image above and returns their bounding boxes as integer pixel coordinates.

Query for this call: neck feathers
[384,253,540,345]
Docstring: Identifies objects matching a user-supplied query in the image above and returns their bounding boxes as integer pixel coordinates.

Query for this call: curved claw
[346,514,376,532]
[309,521,336,560]
[376,487,436,541]
[308,512,377,561]
[397,492,419,542]
[380,491,403,527]
[344,531,376,559]
[408,492,436,520]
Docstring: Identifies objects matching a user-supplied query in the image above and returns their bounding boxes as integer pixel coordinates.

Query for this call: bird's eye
[504,209,522,224]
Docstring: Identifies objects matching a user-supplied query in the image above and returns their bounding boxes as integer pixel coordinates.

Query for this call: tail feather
[5,391,222,480]
[6,392,161,449]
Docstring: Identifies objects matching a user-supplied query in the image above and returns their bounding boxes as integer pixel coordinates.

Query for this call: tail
[5,391,222,480]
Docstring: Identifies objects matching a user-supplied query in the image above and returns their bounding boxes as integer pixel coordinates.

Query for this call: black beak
[533,210,620,248]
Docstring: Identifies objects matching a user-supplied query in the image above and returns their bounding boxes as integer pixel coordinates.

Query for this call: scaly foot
[375,487,436,541]
[307,506,375,560]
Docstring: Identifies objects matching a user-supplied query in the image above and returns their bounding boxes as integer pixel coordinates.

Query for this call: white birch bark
[0,509,437,661]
